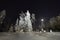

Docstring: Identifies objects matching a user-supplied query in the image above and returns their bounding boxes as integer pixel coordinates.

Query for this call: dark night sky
[0,0,60,23]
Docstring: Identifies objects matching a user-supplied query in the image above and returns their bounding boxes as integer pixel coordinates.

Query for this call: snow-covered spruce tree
[16,10,33,32]
[31,13,36,31]
[0,10,6,31]
[0,10,6,24]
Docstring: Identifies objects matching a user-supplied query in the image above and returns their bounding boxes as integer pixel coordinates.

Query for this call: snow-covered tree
[16,10,33,32]
[49,15,60,31]
[0,10,6,24]
[31,13,36,31]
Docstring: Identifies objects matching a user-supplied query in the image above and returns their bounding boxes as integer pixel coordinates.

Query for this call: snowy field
[0,32,60,40]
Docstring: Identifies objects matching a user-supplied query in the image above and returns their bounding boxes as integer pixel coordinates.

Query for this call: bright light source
[41,19,44,21]
[50,30,52,33]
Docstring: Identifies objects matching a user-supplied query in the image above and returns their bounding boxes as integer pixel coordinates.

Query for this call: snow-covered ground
[0,32,60,40]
